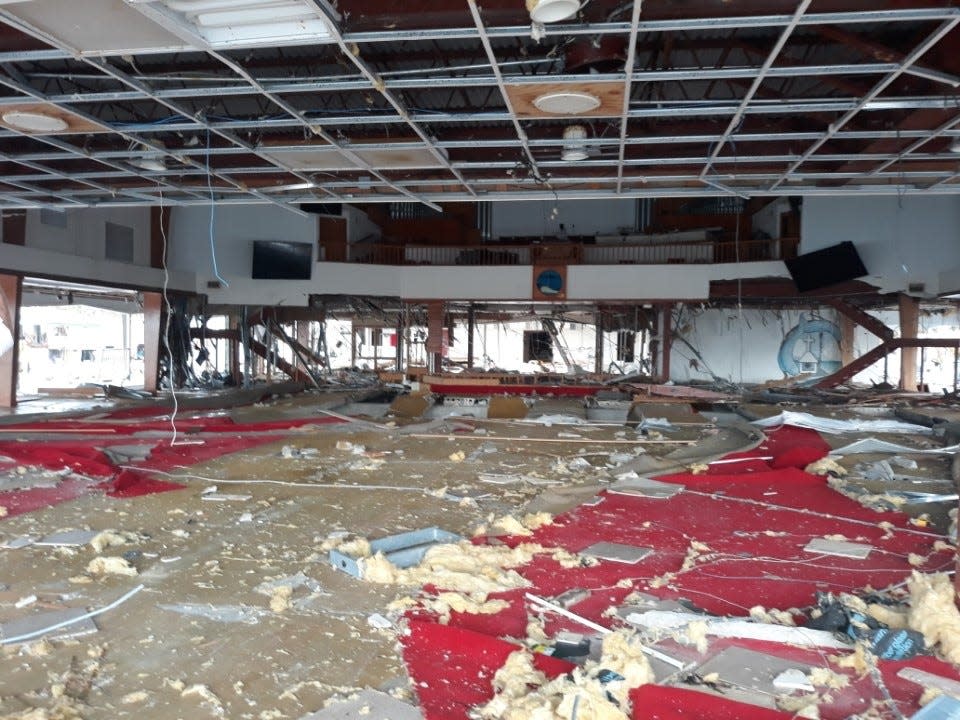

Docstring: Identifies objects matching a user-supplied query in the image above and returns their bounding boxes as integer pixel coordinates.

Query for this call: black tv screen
[252,241,313,280]
[784,241,867,293]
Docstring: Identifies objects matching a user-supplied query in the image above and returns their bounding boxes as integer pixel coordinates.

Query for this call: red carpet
[400,423,959,720]
[631,685,793,719]
[0,411,345,517]
[402,621,575,720]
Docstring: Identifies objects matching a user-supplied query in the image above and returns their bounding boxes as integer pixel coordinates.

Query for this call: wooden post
[228,314,241,385]
[467,303,476,370]
[142,291,162,395]
[426,301,444,373]
[594,308,604,374]
[0,273,22,408]
[395,314,404,371]
[899,294,920,391]
[659,303,673,383]
[296,321,310,375]
[839,313,856,368]
[350,322,358,368]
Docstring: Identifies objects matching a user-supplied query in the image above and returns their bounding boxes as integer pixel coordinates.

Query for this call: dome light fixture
[950,137,960,153]
[526,0,580,23]
[561,125,589,162]
[2,111,68,133]
[533,90,601,115]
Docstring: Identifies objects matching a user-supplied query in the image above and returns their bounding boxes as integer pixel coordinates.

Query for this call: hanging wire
[157,182,181,446]
[206,127,229,287]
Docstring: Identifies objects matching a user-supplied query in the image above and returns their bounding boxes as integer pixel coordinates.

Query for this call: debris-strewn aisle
[394,420,960,720]
[1,392,959,720]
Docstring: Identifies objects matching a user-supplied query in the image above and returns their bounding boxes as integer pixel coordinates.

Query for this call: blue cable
[206,127,229,288]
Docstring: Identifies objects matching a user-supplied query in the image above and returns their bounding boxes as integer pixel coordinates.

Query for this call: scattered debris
[86,556,138,577]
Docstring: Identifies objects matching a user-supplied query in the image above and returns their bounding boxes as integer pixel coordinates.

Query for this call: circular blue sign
[536,269,563,295]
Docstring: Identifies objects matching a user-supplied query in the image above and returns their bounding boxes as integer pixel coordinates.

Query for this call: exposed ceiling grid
[769,16,960,190]
[0,2,951,207]
[615,0,644,193]
[0,17,290,210]
[466,0,542,182]
[699,0,812,186]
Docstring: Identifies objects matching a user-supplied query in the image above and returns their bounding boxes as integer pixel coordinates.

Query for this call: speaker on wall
[784,241,868,292]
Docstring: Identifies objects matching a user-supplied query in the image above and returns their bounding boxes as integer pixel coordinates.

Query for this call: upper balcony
[335,235,799,267]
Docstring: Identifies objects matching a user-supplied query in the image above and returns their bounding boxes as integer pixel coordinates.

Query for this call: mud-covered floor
[0,391,955,719]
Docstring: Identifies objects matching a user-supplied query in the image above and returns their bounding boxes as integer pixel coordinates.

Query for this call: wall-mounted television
[252,240,313,280]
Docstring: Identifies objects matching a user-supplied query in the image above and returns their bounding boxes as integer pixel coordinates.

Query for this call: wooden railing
[345,237,799,267]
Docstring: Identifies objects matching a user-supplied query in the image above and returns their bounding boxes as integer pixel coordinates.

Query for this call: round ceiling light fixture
[131,157,168,173]
[533,90,601,115]
[526,0,580,23]
[950,137,960,153]
[561,125,589,162]
[2,110,68,133]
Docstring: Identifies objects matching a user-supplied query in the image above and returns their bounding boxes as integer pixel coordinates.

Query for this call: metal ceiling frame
[467,0,542,179]
[862,112,960,178]
[312,1,477,199]
[769,17,960,190]
[699,0,811,191]
[614,0,644,193]
[0,10,303,211]
[0,61,941,107]
[26,95,952,137]
[8,129,960,165]
[0,8,950,65]
[0,5,954,206]
[127,1,443,211]
[31,182,960,212]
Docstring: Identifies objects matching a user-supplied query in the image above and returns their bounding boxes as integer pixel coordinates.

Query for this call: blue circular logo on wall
[536,269,564,296]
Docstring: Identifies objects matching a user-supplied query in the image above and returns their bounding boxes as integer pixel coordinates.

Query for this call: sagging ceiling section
[0,0,957,210]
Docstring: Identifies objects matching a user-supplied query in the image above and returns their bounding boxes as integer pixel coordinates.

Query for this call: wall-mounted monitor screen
[252,240,313,280]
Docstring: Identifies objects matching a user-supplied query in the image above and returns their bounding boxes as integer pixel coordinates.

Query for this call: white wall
[343,205,381,244]
[0,242,194,292]
[569,265,709,300]
[668,304,960,391]
[0,206,193,291]
[168,204,317,288]
[752,198,790,239]
[670,307,842,385]
[25,207,152,265]
[491,199,637,238]
[802,196,960,296]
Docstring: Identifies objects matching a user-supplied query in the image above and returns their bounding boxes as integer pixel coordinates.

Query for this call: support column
[142,291,162,395]
[227,314,241,385]
[899,294,920,391]
[296,321,310,375]
[594,308,604,375]
[466,303,476,370]
[0,273,22,408]
[240,306,252,389]
[395,314,404,372]
[659,303,673,383]
[839,313,856,368]
[350,323,358,368]
[426,301,444,374]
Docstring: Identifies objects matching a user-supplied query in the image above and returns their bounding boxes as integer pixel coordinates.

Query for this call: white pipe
[524,592,686,669]
[1,584,145,646]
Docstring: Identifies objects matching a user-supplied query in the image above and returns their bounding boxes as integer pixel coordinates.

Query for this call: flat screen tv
[252,240,313,280]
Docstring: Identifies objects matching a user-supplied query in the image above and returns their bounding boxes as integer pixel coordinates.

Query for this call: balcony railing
[344,237,798,267]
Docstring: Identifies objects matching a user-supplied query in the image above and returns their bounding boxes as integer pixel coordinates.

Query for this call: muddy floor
[0,393,954,719]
